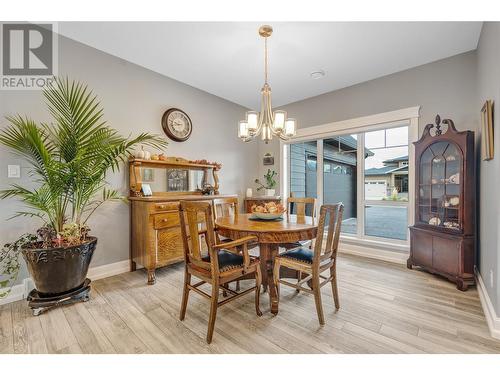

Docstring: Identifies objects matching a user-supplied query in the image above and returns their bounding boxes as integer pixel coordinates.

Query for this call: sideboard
[128,156,235,284]
[129,194,237,284]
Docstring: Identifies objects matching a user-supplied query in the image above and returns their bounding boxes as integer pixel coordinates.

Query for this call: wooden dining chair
[273,203,344,325]
[179,200,262,344]
[281,196,318,250]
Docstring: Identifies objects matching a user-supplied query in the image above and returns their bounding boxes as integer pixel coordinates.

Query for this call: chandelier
[238,25,297,143]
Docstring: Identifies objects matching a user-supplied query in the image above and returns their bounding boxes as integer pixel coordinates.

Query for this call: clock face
[161,108,192,142]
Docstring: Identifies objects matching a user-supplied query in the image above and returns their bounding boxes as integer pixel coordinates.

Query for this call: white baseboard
[475,269,500,340]
[0,259,130,306]
[339,242,408,265]
[0,283,26,306]
[87,260,130,280]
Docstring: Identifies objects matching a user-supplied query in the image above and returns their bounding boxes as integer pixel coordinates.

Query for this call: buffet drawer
[153,202,180,212]
[153,212,180,229]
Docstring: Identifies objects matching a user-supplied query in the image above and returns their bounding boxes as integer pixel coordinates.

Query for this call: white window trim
[289,106,420,142]
[280,106,420,258]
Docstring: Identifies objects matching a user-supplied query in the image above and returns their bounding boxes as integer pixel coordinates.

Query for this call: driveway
[341,205,408,240]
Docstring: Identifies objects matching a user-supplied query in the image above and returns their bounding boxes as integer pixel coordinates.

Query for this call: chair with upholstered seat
[273,203,344,325]
[213,197,259,293]
[179,200,262,344]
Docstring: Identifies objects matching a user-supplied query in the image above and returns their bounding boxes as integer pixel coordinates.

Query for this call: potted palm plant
[0,78,166,307]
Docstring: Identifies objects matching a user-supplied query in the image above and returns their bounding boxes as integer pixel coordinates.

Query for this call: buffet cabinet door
[156,226,184,267]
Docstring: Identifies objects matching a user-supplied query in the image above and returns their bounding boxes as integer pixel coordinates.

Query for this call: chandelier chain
[264,36,268,85]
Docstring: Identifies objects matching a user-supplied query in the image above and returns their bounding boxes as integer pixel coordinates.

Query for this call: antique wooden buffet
[408,115,475,291]
[129,156,235,284]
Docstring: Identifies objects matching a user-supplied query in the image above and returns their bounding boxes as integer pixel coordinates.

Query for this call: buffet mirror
[138,167,207,193]
[129,156,220,197]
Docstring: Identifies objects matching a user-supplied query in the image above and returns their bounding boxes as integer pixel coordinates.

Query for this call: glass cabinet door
[418,141,461,230]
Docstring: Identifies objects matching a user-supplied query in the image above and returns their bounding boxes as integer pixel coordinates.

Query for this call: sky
[364,126,408,169]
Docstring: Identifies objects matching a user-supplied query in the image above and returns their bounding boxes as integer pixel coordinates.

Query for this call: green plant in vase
[0,77,167,305]
[255,169,278,196]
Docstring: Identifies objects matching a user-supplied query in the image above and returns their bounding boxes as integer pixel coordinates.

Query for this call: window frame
[281,107,420,252]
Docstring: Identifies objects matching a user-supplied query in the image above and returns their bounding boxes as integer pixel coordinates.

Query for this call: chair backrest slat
[213,197,238,220]
[287,196,317,220]
[179,200,216,264]
[313,203,344,265]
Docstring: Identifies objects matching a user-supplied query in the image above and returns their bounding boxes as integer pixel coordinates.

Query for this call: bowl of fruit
[250,202,286,220]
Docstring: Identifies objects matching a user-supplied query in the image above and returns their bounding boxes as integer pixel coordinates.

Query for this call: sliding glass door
[285,121,412,246]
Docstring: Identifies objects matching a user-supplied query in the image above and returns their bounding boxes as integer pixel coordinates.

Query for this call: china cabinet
[408,115,475,291]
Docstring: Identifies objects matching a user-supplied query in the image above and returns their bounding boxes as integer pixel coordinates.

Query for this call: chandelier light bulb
[273,110,286,131]
[261,125,272,142]
[238,120,249,139]
[285,119,297,137]
[247,111,259,131]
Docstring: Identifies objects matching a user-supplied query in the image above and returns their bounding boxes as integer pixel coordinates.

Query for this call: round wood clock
[161,108,192,142]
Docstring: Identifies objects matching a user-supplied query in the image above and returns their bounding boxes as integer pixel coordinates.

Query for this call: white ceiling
[57,22,482,109]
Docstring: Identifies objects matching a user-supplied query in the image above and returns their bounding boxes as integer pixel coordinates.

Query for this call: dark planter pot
[22,237,97,296]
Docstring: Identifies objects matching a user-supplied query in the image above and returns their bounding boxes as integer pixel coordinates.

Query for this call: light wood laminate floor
[1,254,498,354]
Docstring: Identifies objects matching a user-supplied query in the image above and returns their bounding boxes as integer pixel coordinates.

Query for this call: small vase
[246,188,253,198]
[265,189,275,197]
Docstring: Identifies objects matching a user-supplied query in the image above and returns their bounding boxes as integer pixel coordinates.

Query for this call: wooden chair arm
[212,236,257,272]
[212,236,257,250]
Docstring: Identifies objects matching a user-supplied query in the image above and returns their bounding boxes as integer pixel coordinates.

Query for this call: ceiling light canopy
[310,70,326,79]
[238,25,297,144]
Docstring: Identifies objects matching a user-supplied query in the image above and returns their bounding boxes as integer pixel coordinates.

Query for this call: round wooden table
[215,213,317,314]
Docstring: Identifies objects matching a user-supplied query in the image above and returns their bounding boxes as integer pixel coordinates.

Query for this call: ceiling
[57,22,483,109]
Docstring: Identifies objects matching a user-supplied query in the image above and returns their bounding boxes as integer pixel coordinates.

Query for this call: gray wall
[0,34,258,284]
[259,38,500,315]
[259,51,479,190]
[477,22,500,315]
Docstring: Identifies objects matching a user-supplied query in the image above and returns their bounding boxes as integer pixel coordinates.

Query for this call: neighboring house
[365,155,409,200]
[290,136,373,221]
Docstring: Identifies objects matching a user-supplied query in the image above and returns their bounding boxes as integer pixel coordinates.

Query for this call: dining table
[215,213,318,314]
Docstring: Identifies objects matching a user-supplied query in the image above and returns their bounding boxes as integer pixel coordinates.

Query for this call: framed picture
[481,100,494,161]
[263,153,274,166]
[141,183,153,196]
[166,169,189,192]
[142,168,155,182]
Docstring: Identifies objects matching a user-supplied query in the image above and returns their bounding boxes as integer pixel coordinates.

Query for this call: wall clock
[161,108,192,142]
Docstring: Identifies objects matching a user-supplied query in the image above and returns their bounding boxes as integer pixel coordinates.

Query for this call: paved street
[341,205,408,240]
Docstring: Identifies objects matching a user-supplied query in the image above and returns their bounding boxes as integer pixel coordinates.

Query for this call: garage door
[365,181,387,200]
[307,160,357,220]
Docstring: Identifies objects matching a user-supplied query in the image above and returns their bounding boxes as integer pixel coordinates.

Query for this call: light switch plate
[8,165,20,178]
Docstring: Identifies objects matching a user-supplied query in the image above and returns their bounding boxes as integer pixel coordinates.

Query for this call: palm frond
[1,77,167,233]
[0,116,56,182]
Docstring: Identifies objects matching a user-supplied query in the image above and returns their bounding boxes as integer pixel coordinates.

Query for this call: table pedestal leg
[259,243,279,315]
